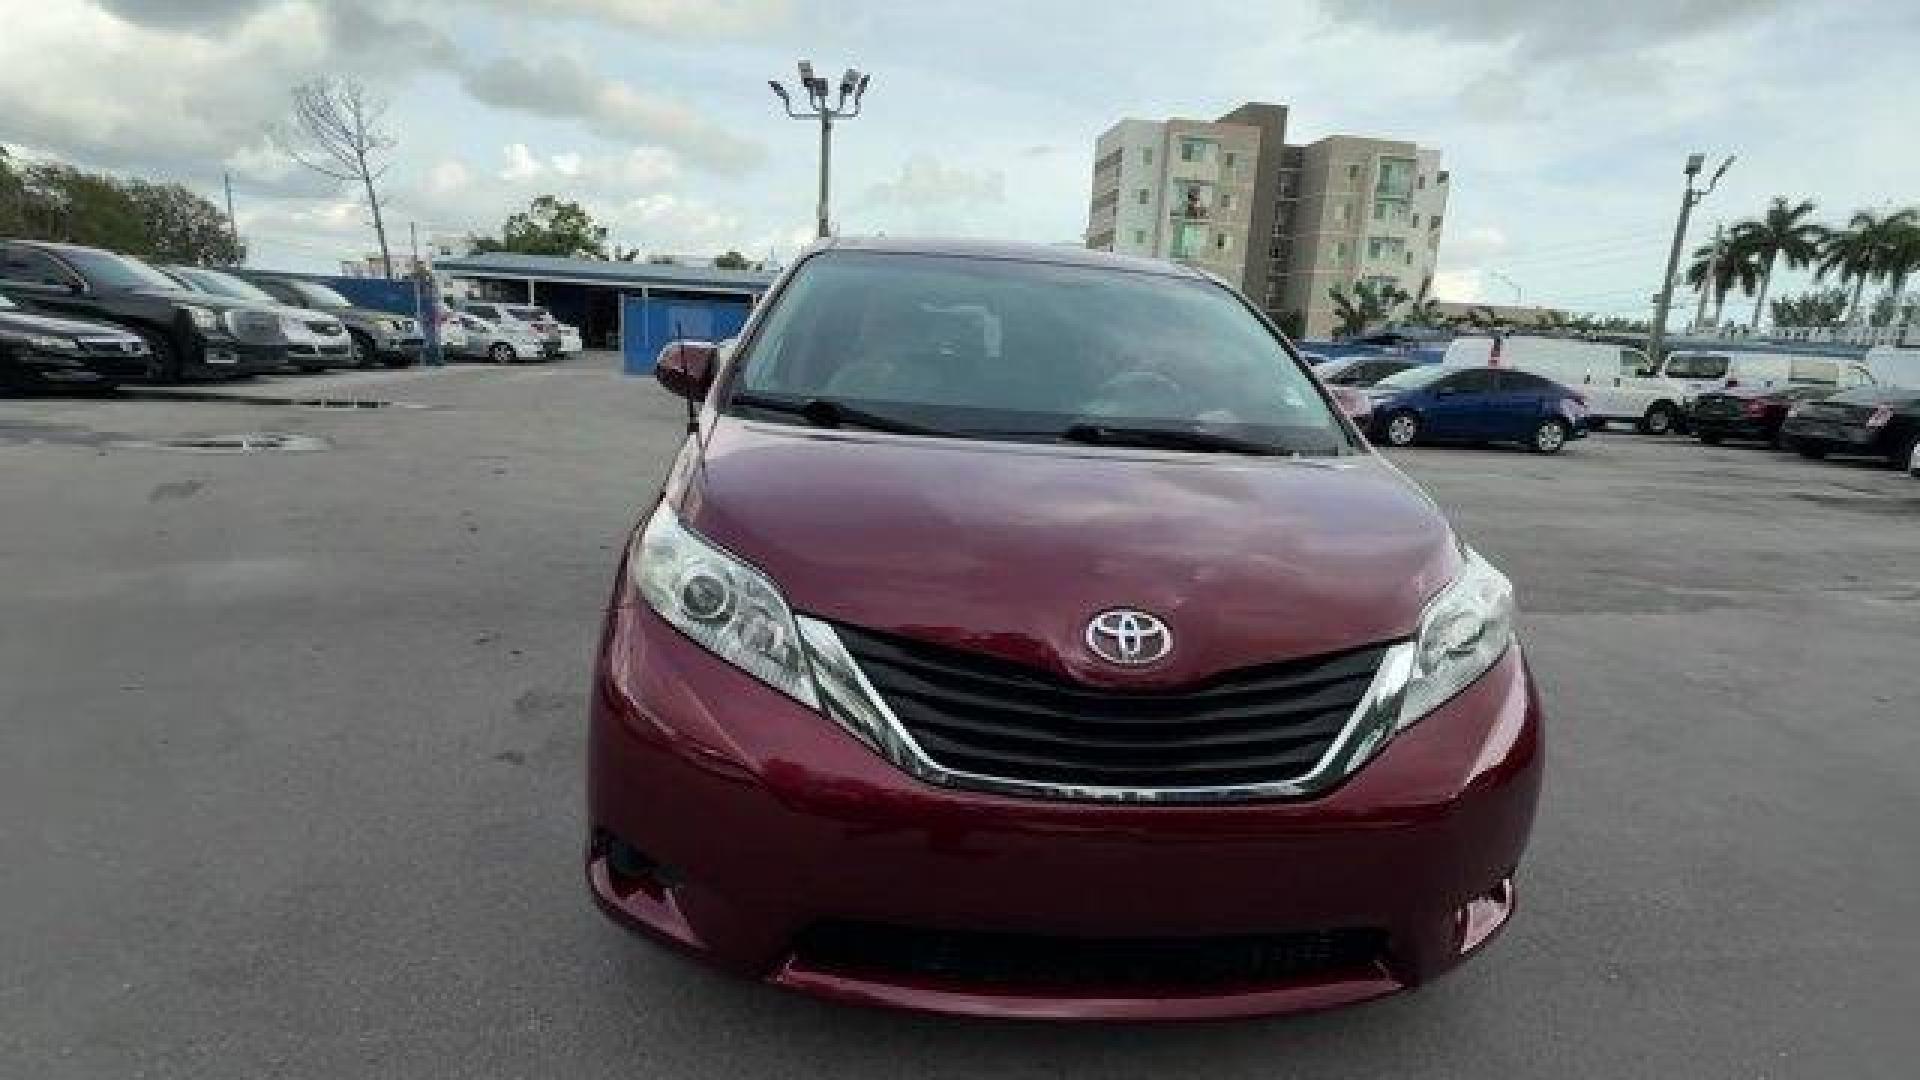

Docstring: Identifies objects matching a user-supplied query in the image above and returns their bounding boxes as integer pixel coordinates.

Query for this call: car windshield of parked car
[175,268,279,305]
[728,252,1351,456]
[59,248,183,293]
[289,281,353,307]
[1374,364,1456,390]
[508,306,548,320]
[1665,353,1729,379]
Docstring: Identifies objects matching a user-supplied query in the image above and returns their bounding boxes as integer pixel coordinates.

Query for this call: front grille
[308,321,344,336]
[835,625,1387,790]
[78,337,145,355]
[793,921,1385,989]
[227,310,283,344]
[1693,396,1737,419]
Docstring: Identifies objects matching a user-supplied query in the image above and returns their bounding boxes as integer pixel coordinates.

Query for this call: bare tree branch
[273,76,398,277]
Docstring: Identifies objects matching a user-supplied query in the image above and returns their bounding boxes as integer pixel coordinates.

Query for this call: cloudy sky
[3,1,1916,317]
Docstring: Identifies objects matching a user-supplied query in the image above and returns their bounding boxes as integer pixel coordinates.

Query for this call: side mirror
[655,340,718,400]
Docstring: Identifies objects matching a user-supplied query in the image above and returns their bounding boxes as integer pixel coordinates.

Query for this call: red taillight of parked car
[1866,406,1894,429]
[1743,399,1771,417]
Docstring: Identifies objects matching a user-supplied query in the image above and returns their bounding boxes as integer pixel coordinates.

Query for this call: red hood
[678,419,1460,689]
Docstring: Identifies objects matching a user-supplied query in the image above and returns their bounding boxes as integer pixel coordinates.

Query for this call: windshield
[60,248,184,292]
[508,306,549,319]
[172,268,278,304]
[727,252,1351,455]
[1665,353,1730,379]
[1374,364,1456,390]
[289,280,353,307]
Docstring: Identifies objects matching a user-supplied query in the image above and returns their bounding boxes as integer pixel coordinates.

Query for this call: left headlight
[627,502,819,709]
[181,305,218,331]
[1397,547,1515,730]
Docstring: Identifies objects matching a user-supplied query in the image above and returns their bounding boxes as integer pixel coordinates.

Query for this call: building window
[1219,191,1234,210]
[1172,180,1213,219]
[1170,222,1210,259]
[1406,251,1414,265]
[1429,214,1443,231]
[1180,138,1216,164]
[1334,241,1350,262]
[1223,152,1237,172]
[1362,275,1399,293]
[1142,147,1154,166]
[1412,213,1420,227]
[1133,229,1147,245]
[1367,236,1407,261]
[1335,202,1351,225]
[1137,188,1150,205]
[1215,232,1232,252]
[1417,174,1426,190]
[1347,163,1361,183]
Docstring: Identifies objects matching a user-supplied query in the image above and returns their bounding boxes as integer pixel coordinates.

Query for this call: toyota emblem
[1085,609,1172,666]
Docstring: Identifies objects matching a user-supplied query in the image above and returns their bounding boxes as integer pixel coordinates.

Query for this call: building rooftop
[434,251,776,292]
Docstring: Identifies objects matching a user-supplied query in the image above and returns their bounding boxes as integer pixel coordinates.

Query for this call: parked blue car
[1365,365,1589,454]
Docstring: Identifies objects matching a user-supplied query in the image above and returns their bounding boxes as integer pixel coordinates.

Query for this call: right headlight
[1397,547,1515,729]
[627,502,819,708]
[180,305,218,331]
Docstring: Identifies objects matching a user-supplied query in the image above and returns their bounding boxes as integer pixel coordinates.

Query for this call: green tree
[712,249,758,270]
[1731,197,1824,328]
[647,253,680,265]
[122,180,244,265]
[1272,309,1306,338]
[1328,280,1409,337]
[471,195,610,259]
[1402,297,1444,327]
[1816,208,1918,324]
[1769,288,1849,327]
[1869,210,1920,322]
[1685,233,1760,327]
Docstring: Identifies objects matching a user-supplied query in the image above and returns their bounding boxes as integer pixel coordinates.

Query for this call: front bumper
[1782,420,1889,453]
[6,344,150,386]
[373,335,424,362]
[1694,413,1774,441]
[586,603,1545,1020]
[187,337,282,378]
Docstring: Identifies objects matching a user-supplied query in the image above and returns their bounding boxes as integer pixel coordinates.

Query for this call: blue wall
[621,295,752,375]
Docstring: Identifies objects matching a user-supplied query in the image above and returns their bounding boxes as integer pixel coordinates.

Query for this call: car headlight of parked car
[180,305,218,331]
[27,334,83,354]
[627,502,820,709]
[1396,547,1515,730]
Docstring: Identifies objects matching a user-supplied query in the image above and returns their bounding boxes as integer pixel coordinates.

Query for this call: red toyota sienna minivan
[588,238,1543,1020]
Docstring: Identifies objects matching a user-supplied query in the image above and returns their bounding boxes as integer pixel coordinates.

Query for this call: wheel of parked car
[1638,403,1677,436]
[489,342,516,364]
[1530,418,1569,455]
[1889,433,1920,470]
[137,331,183,384]
[346,329,377,369]
[1381,410,1420,447]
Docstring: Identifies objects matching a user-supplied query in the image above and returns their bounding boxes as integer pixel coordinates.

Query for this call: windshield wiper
[730,393,957,438]
[1059,423,1290,456]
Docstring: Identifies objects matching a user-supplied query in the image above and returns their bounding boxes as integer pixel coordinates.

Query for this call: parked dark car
[1366,364,1589,454]
[0,240,284,381]
[0,291,150,393]
[1692,384,1835,447]
[230,273,423,368]
[589,238,1543,1020]
[164,266,353,372]
[1780,385,1920,466]
[1317,355,1423,387]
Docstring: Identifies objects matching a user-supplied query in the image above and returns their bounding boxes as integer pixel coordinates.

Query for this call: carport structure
[434,252,775,373]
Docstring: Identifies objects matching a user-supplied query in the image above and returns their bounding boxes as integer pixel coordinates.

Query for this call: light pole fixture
[1649,151,1735,366]
[770,60,871,240]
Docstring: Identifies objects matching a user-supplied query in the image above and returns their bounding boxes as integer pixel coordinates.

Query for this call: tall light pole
[1488,270,1524,305]
[1649,152,1733,367]
[770,61,871,240]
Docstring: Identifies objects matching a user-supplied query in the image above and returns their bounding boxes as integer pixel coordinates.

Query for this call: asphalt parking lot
[3,353,1916,1079]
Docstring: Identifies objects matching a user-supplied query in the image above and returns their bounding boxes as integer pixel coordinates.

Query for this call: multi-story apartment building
[1087,102,1448,338]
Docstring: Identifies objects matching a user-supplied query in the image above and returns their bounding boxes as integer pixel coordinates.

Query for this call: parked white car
[1443,334,1687,434]
[461,302,578,353]
[448,312,553,364]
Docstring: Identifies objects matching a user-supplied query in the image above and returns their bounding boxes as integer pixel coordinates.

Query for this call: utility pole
[223,171,240,260]
[1692,222,1723,332]
[410,221,441,366]
[769,61,871,239]
[1649,152,1733,367]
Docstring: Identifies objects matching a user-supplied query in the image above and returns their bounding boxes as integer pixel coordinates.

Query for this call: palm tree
[1817,208,1919,324]
[1327,280,1409,337]
[1402,297,1443,327]
[1731,197,1823,328]
[1686,234,1760,328]
[1872,210,1920,323]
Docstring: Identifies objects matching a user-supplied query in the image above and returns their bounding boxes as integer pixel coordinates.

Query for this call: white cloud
[464,0,790,36]
[456,52,762,172]
[865,157,1005,208]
